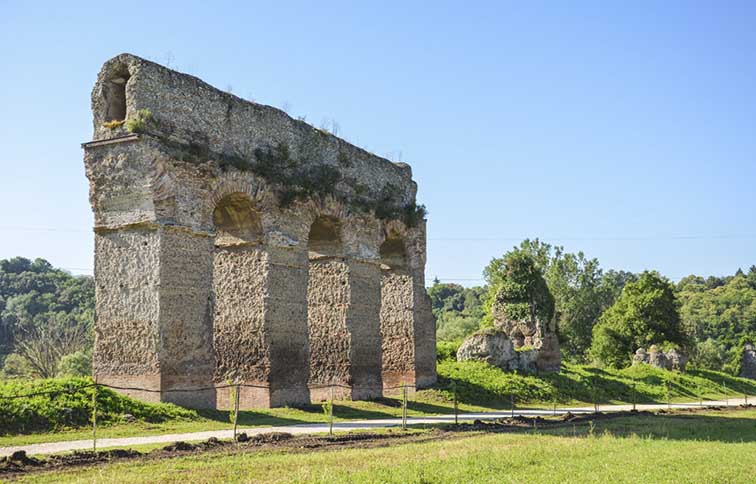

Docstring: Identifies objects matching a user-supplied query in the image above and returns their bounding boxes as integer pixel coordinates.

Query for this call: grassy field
[3,361,756,448]
[15,408,756,483]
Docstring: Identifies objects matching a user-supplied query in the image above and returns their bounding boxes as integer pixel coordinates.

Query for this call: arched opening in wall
[213,193,263,247]
[103,64,130,122]
[379,237,408,270]
[307,216,343,258]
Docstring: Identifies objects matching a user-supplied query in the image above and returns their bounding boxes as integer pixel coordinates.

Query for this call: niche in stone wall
[213,193,263,247]
[103,64,130,122]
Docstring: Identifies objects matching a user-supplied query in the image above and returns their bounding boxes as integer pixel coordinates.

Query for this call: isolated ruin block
[83,53,436,409]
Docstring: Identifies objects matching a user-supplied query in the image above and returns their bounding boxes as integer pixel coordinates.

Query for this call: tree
[590,271,688,368]
[428,281,486,342]
[13,312,91,378]
[677,269,756,373]
[0,257,94,377]
[489,239,617,361]
[484,249,554,327]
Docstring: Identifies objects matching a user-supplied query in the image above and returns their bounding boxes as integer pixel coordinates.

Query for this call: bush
[57,350,92,377]
[0,377,198,435]
[436,341,461,362]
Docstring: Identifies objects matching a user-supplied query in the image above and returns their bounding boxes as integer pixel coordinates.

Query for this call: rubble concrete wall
[85,53,435,409]
[93,227,162,402]
[158,227,215,408]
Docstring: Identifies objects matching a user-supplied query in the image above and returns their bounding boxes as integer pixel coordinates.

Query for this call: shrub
[125,109,154,134]
[436,341,461,362]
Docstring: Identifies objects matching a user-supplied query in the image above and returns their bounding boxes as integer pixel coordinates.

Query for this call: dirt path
[0,396,751,458]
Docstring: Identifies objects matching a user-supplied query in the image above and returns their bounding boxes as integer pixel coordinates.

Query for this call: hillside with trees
[431,240,756,375]
[0,257,93,378]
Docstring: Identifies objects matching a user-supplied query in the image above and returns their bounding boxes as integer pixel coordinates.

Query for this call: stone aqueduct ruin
[83,54,436,409]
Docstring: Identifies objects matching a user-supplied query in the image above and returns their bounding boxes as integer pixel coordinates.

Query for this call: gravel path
[1,396,751,457]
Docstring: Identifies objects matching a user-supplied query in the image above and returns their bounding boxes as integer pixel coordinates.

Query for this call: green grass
[3,362,755,448]
[427,360,756,407]
[17,409,756,483]
[0,378,198,435]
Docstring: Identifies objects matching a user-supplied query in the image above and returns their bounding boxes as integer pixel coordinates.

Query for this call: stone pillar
[93,224,217,408]
[264,246,311,406]
[380,265,415,390]
[346,259,383,400]
[158,226,215,407]
[307,255,352,400]
[93,226,163,403]
[307,254,382,401]
[212,244,271,408]
[379,233,437,393]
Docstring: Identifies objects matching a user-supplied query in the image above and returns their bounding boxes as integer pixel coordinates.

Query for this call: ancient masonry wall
[84,53,436,409]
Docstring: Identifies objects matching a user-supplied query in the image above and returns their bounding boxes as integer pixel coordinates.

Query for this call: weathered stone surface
[489,288,561,373]
[84,54,436,409]
[741,343,756,380]
[457,331,517,370]
[632,348,648,365]
[665,348,688,371]
[456,330,539,372]
[633,346,688,371]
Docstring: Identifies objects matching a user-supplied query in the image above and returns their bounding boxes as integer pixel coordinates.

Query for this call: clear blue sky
[1,1,754,285]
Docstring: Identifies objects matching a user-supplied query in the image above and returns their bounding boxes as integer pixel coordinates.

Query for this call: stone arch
[213,192,263,247]
[307,215,343,257]
[379,236,408,270]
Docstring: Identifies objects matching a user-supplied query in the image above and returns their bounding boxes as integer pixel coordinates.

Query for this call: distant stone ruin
[632,345,688,371]
[82,54,436,409]
[742,343,756,380]
[457,285,561,373]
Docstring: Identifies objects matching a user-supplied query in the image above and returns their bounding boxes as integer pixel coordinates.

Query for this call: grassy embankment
[2,360,755,447]
[16,408,756,483]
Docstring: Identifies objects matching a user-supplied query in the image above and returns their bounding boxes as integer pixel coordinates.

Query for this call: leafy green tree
[0,257,93,377]
[483,249,554,326]
[429,281,487,342]
[590,271,688,368]
[690,338,724,371]
[677,270,756,373]
[488,239,622,361]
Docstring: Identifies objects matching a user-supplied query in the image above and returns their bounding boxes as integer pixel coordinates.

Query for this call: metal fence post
[329,385,335,436]
[452,381,458,425]
[233,383,240,441]
[92,382,98,452]
[666,378,671,410]
[510,391,515,418]
[632,382,637,412]
[402,383,408,430]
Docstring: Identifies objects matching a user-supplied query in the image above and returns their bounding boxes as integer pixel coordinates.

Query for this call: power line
[1,226,755,241]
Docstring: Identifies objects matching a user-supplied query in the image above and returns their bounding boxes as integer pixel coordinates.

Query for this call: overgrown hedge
[0,377,198,435]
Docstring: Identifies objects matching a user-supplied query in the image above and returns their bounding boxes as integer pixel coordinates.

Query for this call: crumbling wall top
[89,54,422,216]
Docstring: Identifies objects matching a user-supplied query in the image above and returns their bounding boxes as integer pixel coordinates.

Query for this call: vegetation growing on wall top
[158,132,426,227]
